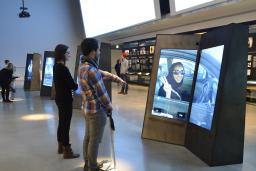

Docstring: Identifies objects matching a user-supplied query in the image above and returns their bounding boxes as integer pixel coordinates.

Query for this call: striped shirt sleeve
[100,70,124,83]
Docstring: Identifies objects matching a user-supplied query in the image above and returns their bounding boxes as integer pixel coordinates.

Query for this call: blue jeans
[84,109,107,171]
[120,74,128,93]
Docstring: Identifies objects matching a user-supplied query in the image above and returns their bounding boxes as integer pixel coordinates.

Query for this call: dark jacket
[115,63,121,77]
[0,68,13,86]
[53,63,78,103]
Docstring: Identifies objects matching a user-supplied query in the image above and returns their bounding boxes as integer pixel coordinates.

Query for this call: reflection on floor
[0,82,256,171]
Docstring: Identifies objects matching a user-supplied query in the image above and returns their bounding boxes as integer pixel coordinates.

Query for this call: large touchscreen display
[189,45,224,130]
[152,49,197,120]
[43,57,55,87]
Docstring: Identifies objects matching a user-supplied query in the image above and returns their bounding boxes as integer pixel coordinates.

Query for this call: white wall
[0,0,85,78]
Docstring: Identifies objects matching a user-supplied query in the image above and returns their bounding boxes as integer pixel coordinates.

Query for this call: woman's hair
[54,44,69,62]
[166,62,184,88]
[80,38,99,56]
[7,62,14,71]
[4,60,10,65]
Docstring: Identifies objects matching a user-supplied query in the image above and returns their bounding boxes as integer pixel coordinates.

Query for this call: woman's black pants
[0,84,10,101]
[56,101,73,146]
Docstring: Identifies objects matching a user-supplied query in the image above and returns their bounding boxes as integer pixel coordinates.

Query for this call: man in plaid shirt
[79,38,125,171]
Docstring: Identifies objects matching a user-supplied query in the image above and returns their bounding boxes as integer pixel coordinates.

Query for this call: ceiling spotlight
[19,0,30,18]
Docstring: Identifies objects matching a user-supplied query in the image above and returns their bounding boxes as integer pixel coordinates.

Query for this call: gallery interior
[0,0,256,171]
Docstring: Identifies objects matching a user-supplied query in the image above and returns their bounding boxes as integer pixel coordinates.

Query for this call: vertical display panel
[189,45,224,130]
[24,54,33,90]
[142,34,201,145]
[27,58,33,80]
[152,49,197,120]
[42,57,54,87]
[40,51,55,97]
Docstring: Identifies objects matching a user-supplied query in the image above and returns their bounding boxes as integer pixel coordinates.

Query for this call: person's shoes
[83,164,88,171]
[89,167,104,171]
[58,143,64,154]
[84,161,105,171]
[123,92,128,95]
[63,146,80,159]
[5,99,13,103]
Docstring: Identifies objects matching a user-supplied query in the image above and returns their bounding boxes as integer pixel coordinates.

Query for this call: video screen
[26,58,33,80]
[152,49,197,120]
[189,45,224,130]
[43,57,55,87]
[75,55,84,94]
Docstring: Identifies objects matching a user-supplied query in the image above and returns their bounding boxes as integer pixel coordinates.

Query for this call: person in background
[114,59,121,77]
[53,44,80,159]
[119,53,129,94]
[0,63,14,102]
[79,38,125,171]
[9,62,17,100]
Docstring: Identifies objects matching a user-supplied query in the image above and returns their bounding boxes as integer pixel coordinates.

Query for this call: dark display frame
[24,53,33,90]
[40,51,55,97]
[185,24,248,166]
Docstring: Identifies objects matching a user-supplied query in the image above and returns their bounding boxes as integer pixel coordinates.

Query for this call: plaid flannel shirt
[79,62,122,114]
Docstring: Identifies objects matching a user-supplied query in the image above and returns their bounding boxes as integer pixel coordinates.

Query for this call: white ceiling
[95,0,256,44]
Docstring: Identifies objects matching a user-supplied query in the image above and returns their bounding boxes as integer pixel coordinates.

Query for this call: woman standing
[53,44,80,159]
[0,63,14,102]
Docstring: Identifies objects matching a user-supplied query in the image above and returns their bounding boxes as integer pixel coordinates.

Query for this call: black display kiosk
[24,53,41,91]
[185,24,248,166]
[142,24,248,166]
[73,43,112,109]
[40,51,55,97]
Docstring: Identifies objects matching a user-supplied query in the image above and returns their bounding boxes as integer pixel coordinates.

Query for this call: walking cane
[107,112,116,171]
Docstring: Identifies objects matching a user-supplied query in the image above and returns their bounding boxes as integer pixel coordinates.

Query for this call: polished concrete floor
[0,82,256,171]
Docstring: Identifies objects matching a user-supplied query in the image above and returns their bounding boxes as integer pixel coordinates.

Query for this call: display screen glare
[43,57,55,87]
[189,45,224,130]
[80,0,156,37]
[152,49,197,120]
[27,58,33,80]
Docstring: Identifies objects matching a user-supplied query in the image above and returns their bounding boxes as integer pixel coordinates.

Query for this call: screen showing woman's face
[173,65,184,83]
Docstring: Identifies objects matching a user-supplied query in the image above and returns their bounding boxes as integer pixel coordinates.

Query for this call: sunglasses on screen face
[173,70,185,75]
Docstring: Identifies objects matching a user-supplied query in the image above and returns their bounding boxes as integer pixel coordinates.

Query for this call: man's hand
[120,80,127,87]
